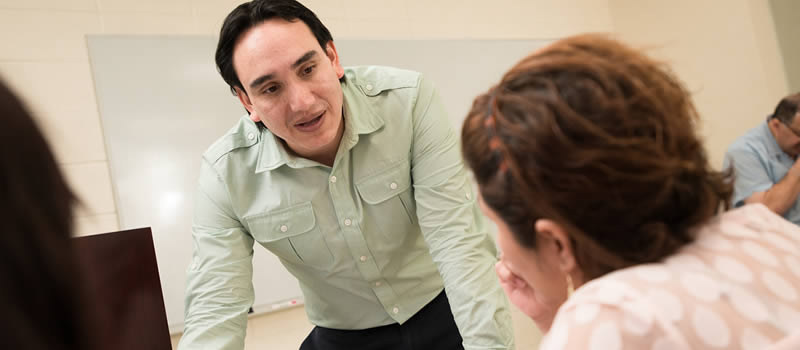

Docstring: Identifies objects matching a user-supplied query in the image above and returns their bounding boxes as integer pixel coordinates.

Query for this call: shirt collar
[255,77,385,173]
[341,75,384,135]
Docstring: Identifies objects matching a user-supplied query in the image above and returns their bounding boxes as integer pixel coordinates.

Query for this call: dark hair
[462,34,733,280]
[772,92,800,123]
[0,79,93,350]
[215,0,334,94]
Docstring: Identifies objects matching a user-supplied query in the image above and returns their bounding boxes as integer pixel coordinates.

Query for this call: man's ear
[235,87,260,123]
[768,116,784,131]
[324,41,345,79]
[534,219,578,274]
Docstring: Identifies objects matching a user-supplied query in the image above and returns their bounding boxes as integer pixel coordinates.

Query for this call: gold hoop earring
[566,274,574,297]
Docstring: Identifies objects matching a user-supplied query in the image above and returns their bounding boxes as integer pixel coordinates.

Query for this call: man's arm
[724,144,800,215]
[409,75,515,350]
[745,158,800,215]
[178,158,255,350]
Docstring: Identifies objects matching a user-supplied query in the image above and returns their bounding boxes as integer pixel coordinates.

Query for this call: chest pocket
[356,161,416,224]
[244,202,333,269]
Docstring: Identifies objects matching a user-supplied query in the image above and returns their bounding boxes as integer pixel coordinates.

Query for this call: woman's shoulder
[540,206,800,349]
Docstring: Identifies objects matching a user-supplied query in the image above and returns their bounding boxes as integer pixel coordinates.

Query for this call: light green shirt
[180,66,514,350]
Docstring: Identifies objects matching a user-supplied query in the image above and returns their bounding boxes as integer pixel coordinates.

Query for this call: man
[724,92,800,224]
[178,1,515,349]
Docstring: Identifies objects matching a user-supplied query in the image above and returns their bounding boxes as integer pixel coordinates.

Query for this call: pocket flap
[244,202,316,242]
[356,161,411,204]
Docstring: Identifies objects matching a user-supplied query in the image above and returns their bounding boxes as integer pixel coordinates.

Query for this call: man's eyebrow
[247,50,318,90]
[291,50,317,69]
[249,73,274,90]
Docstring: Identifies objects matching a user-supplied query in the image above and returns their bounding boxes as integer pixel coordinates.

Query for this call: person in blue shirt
[723,92,800,224]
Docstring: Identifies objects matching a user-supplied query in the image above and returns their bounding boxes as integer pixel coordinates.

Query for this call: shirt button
[360,255,367,262]
[466,192,472,200]
[247,132,255,140]
[366,84,374,91]
[344,218,352,226]
[389,182,398,190]
[392,307,399,314]
[330,176,337,183]
[280,225,288,232]
[375,281,382,287]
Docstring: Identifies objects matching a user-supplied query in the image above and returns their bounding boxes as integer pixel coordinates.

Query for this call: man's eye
[302,65,316,76]
[264,85,279,94]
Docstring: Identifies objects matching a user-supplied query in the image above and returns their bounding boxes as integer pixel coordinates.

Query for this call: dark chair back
[73,227,172,350]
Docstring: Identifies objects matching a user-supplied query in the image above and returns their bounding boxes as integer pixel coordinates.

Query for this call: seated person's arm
[745,159,800,214]
[725,147,800,215]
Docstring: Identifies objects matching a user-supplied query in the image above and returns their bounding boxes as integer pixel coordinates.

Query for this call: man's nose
[287,84,314,113]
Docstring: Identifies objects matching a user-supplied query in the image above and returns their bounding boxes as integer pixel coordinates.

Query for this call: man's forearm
[760,169,800,214]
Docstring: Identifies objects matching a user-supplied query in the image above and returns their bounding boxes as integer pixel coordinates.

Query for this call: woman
[462,34,800,349]
[0,79,95,350]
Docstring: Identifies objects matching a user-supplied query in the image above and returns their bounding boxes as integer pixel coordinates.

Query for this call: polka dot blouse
[539,204,800,350]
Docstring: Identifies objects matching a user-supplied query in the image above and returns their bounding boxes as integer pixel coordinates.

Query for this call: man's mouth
[295,113,324,129]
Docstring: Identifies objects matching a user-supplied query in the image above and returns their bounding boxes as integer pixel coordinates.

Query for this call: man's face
[232,18,345,160]
[770,114,800,158]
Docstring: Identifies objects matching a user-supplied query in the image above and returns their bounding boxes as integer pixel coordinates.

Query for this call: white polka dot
[651,337,682,350]
[740,241,780,267]
[589,321,622,350]
[713,256,753,283]
[647,290,683,322]
[742,219,769,232]
[666,254,709,272]
[681,272,721,301]
[545,318,568,350]
[729,287,769,322]
[574,303,600,324]
[692,306,731,348]
[777,304,800,332]
[621,301,653,336]
[719,221,759,239]
[594,281,629,304]
[785,255,800,278]
[781,227,800,243]
[740,328,771,350]
[765,233,799,254]
[697,234,735,251]
[762,270,798,301]
[634,265,671,283]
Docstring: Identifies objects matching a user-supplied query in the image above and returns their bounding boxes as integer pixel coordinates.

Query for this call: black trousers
[299,291,464,350]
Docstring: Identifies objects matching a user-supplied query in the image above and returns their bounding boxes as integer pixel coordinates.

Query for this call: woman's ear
[534,219,577,274]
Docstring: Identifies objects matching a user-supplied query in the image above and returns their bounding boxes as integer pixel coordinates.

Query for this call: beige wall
[770,0,800,92]
[608,0,790,168]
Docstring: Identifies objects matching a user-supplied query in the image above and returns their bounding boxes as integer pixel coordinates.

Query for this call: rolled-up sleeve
[409,75,515,350]
[178,158,255,350]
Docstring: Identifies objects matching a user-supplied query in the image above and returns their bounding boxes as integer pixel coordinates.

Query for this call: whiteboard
[87,36,548,334]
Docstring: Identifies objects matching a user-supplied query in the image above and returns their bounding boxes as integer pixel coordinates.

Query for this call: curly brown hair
[462,34,733,280]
